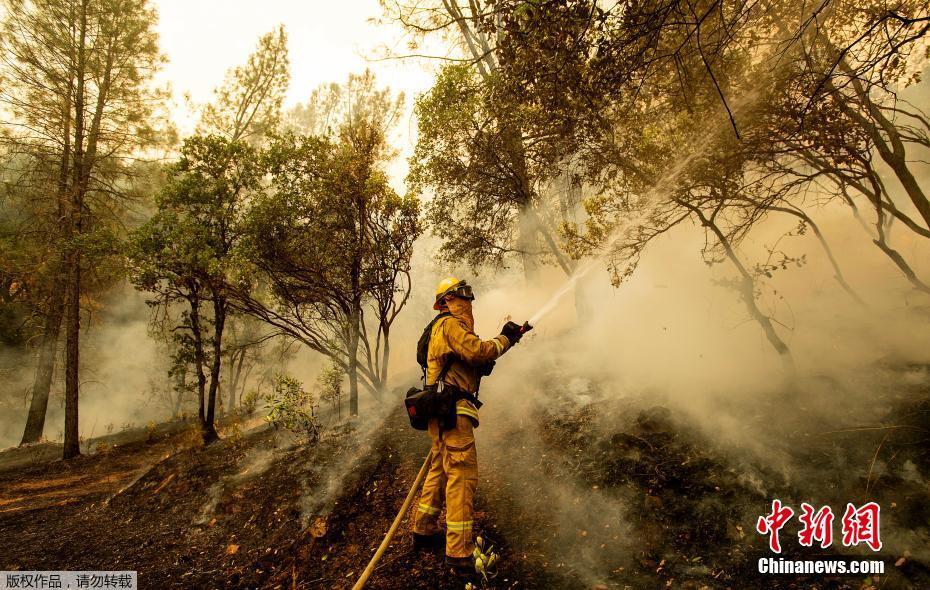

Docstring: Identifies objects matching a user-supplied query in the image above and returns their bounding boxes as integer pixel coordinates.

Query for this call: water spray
[523,89,765,329]
[527,257,603,326]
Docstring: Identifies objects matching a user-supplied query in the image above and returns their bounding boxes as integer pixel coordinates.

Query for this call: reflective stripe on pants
[411,410,478,558]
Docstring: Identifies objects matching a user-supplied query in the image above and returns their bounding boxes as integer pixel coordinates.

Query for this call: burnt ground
[475,362,930,590]
[1,367,929,590]
[0,410,532,589]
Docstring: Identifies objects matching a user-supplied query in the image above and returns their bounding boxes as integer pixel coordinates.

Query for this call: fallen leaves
[310,517,327,538]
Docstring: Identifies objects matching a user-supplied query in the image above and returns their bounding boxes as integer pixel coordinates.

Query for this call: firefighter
[411,277,526,577]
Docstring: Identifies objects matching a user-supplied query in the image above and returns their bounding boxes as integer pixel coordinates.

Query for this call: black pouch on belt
[404,357,457,430]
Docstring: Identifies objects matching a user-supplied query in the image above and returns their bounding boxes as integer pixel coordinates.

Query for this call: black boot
[413,532,445,553]
[445,555,478,582]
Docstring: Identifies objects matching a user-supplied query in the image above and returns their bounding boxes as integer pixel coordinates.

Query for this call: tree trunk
[24,12,76,446]
[348,255,361,416]
[172,364,187,418]
[348,169,365,417]
[347,306,360,417]
[238,364,253,409]
[62,245,82,459]
[20,290,64,445]
[516,208,539,281]
[873,238,930,295]
[63,0,88,461]
[188,290,208,436]
[204,296,226,443]
[506,122,540,282]
[379,325,390,391]
[723,239,795,371]
[805,217,866,306]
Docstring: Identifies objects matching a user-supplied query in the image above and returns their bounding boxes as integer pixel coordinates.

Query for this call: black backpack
[416,312,450,371]
[404,313,461,430]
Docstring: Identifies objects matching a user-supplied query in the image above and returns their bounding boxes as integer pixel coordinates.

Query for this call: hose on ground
[351,451,432,590]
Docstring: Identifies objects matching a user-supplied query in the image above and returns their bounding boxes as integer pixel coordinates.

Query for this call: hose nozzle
[520,321,533,334]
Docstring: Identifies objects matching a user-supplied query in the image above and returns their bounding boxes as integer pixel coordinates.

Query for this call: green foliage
[248,126,415,307]
[263,373,319,441]
[128,135,263,302]
[317,361,345,417]
[409,64,526,270]
[258,129,417,297]
[242,92,420,395]
[470,535,500,587]
[241,388,261,415]
[0,0,170,153]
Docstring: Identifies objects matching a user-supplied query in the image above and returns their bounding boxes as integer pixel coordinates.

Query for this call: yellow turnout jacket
[425,298,511,425]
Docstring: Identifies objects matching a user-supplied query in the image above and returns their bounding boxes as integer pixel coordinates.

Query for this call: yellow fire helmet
[433,277,475,310]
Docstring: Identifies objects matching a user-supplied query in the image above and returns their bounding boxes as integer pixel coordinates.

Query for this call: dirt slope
[3,378,929,590]
[0,410,529,589]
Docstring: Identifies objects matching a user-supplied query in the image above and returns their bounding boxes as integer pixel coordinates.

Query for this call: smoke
[79,286,177,436]
[396,137,930,582]
[296,403,394,526]
[0,345,35,447]
[0,284,176,449]
[197,442,284,525]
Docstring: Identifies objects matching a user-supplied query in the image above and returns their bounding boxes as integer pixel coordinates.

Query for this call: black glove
[500,321,524,345]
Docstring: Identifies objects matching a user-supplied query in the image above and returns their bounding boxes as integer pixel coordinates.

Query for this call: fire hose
[351,451,432,590]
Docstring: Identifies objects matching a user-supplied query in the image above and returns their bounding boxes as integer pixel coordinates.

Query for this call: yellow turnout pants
[412,409,478,558]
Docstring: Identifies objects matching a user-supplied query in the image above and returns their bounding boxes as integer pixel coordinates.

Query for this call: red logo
[841,502,882,551]
[798,503,834,548]
[756,500,794,553]
[756,500,882,552]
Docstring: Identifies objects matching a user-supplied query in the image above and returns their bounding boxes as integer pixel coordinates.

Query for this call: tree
[317,361,345,420]
[129,136,264,443]
[1,0,167,456]
[464,0,930,368]
[233,72,418,417]
[199,25,290,145]
[130,26,290,442]
[0,148,65,442]
[238,124,420,416]
[750,3,930,294]
[384,0,576,280]
[409,64,574,275]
